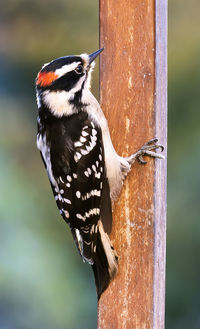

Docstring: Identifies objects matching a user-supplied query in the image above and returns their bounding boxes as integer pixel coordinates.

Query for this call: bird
[35,48,164,299]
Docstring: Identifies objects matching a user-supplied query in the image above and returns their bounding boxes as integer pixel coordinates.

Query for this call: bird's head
[35,48,103,117]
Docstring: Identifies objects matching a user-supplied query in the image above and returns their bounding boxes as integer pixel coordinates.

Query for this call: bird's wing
[42,118,112,263]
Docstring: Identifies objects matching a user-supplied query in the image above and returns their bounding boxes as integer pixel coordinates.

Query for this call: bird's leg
[126,138,164,165]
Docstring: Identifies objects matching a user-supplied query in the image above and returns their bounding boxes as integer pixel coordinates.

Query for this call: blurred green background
[0,0,199,328]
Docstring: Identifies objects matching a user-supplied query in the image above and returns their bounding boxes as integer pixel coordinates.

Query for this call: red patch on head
[37,71,58,87]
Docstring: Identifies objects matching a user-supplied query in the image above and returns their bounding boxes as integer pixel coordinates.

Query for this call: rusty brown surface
[98,0,167,328]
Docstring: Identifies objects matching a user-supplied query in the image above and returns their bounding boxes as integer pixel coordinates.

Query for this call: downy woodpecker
[35,48,164,299]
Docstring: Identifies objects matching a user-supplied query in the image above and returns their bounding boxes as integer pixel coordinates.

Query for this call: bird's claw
[141,138,164,152]
[127,138,165,165]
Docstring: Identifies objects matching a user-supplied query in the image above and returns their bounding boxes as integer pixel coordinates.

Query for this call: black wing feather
[41,111,112,263]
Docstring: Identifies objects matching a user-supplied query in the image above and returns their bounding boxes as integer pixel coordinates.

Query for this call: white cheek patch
[42,74,86,117]
[55,62,81,78]
[43,90,75,117]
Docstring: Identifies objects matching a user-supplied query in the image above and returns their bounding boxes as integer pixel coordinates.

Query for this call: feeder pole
[98,0,167,328]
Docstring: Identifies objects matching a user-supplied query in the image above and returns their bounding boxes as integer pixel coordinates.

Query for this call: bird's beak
[88,48,104,65]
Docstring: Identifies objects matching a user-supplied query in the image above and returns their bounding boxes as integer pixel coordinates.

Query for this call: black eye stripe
[48,70,84,92]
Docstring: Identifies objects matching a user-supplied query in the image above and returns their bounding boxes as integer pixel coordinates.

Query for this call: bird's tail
[92,221,118,300]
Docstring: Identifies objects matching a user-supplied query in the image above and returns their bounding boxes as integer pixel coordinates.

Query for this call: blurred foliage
[0,1,98,328]
[167,0,200,328]
[0,0,199,328]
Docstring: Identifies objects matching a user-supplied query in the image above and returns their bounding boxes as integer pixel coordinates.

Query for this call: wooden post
[98,0,167,328]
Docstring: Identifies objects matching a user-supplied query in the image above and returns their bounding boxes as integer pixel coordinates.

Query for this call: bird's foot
[126,138,164,165]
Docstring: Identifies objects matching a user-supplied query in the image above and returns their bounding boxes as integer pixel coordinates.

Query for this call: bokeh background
[0,0,199,328]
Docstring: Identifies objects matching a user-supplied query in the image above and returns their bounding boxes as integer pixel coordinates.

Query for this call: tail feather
[71,221,118,299]
[92,221,118,299]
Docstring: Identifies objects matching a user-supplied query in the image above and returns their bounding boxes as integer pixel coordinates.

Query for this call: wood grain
[98,0,167,328]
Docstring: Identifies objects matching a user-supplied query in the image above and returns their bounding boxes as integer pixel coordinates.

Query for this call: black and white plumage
[35,48,164,299]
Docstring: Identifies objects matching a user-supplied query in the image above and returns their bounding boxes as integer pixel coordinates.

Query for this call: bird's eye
[75,65,83,74]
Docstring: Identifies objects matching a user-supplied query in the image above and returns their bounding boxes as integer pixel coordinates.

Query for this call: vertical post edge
[153,0,168,328]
